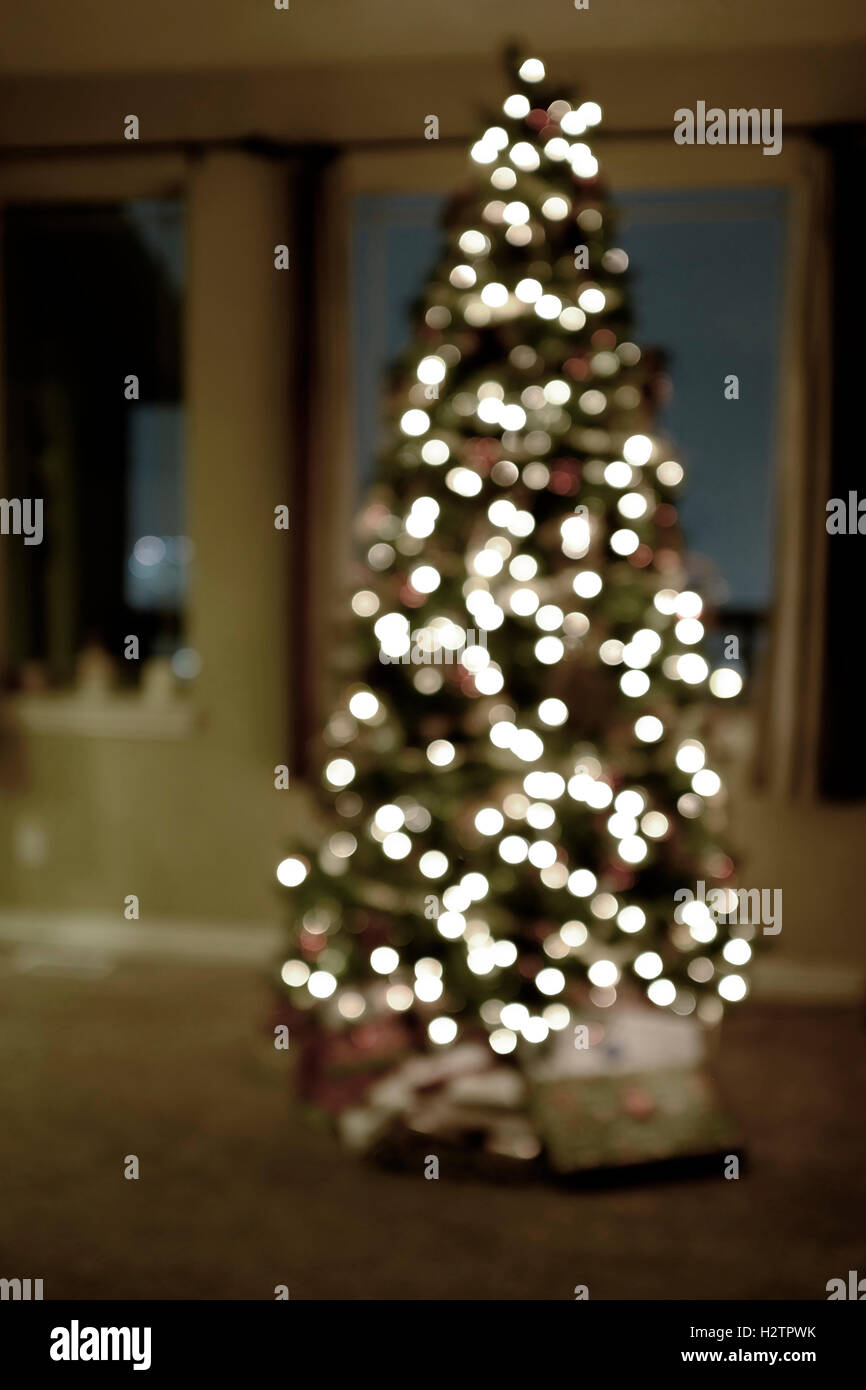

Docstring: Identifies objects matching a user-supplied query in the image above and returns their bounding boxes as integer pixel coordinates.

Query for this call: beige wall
[0,150,296,924]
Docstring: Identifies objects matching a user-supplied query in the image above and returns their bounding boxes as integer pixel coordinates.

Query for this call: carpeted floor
[1,952,864,1300]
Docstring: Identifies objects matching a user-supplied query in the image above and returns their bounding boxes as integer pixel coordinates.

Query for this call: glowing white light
[587,781,614,810]
[508,510,535,538]
[371,946,399,975]
[611,528,639,556]
[536,605,563,632]
[578,101,602,126]
[633,952,663,980]
[501,404,526,430]
[308,971,337,999]
[437,911,466,940]
[578,287,605,313]
[676,740,705,773]
[568,869,597,897]
[521,1017,550,1044]
[417,356,447,387]
[604,461,633,489]
[647,979,676,1007]
[490,1028,517,1054]
[421,439,449,466]
[619,671,648,698]
[693,770,721,797]
[348,690,378,721]
[526,803,555,830]
[561,513,591,558]
[476,808,504,836]
[462,872,489,900]
[400,409,430,437]
[458,230,489,256]
[500,835,529,864]
[710,668,743,698]
[351,590,379,617]
[676,590,703,618]
[588,960,619,988]
[276,856,307,887]
[657,459,684,486]
[410,565,440,594]
[528,840,557,869]
[427,739,455,767]
[677,654,709,685]
[600,640,624,665]
[635,716,663,743]
[281,960,309,987]
[623,434,653,465]
[654,588,678,615]
[503,200,530,226]
[338,992,366,1019]
[641,812,669,839]
[676,618,704,645]
[428,1016,458,1045]
[535,294,562,320]
[446,467,483,497]
[618,492,648,519]
[570,144,598,178]
[419,851,449,879]
[525,772,565,800]
[718,975,747,1002]
[382,832,411,860]
[535,636,564,665]
[724,939,752,966]
[471,141,498,165]
[618,835,647,864]
[325,758,355,787]
[501,1003,529,1030]
[493,941,518,967]
[513,729,545,761]
[510,141,540,171]
[541,196,569,220]
[538,698,568,726]
[617,905,645,934]
[509,555,537,581]
[544,379,572,406]
[518,58,545,82]
[450,263,476,288]
[515,277,542,303]
[490,720,516,750]
[503,93,530,118]
[536,967,565,996]
[414,976,443,1003]
[374,804,404,833]
[510,588,539,618]
[560,111,587,136]
[573,571,602,598]
[481,281,509,307]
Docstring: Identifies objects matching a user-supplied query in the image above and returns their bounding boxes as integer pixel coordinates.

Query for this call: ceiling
[1,0,865,76]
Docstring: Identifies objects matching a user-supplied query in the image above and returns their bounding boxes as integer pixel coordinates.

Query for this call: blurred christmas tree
[276,54,747,1120]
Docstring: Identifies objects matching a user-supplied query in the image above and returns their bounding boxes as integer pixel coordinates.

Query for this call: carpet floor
[1,953,864,1300]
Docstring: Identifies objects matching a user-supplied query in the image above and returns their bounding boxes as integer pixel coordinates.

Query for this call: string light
[275,56,746,1086]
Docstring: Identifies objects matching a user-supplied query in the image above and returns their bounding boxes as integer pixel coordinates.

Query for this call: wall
[0,152,296,924]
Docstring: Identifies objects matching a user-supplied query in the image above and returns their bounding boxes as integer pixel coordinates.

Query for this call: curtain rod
[0,122,862,163]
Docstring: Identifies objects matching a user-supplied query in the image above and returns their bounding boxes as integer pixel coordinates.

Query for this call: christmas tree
[276,54,748,1107]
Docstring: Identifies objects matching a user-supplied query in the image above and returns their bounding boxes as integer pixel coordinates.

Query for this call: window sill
[4,691,200,740]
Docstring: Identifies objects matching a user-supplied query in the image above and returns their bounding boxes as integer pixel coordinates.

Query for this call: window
[1,196,187,691]
[352,185,788,690]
